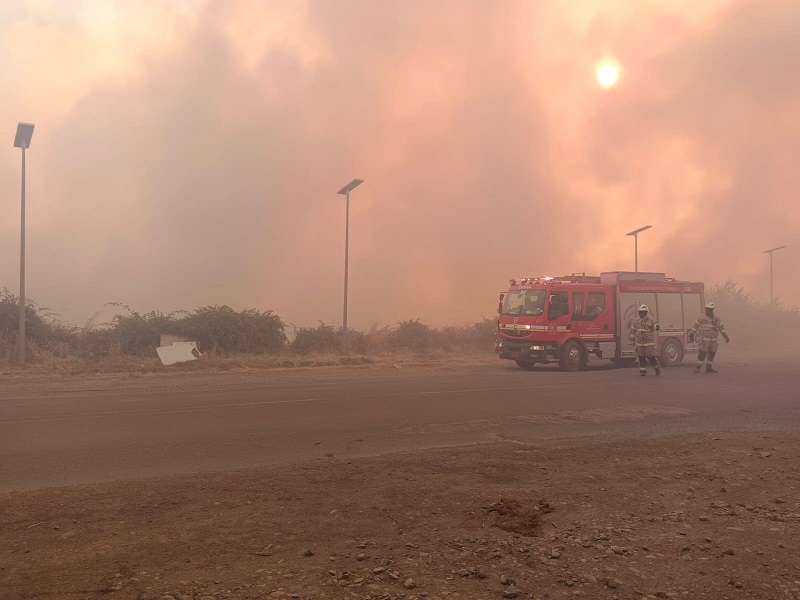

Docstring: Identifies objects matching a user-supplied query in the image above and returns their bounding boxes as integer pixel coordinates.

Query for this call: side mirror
[498,293,505,314]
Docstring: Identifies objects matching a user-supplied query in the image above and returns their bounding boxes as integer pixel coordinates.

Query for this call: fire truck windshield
[502,289,546,316]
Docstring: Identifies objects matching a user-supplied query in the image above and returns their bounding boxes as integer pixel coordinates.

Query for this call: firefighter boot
[655,366,661,376]
[706,364,718,374]
[696,351,707,373]
[639,369,647,377]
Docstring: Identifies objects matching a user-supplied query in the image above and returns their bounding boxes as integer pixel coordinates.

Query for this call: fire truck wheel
[515,360,536,370]
[660,337,684,367]
[559,340,586,372]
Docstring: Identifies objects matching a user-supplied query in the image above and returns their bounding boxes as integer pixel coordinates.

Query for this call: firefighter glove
[723,334,730,343]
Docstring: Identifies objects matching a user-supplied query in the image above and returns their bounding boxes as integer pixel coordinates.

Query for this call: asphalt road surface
[1,360,797,492]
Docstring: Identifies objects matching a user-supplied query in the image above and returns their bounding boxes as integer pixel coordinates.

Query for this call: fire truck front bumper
[496,340,559,363]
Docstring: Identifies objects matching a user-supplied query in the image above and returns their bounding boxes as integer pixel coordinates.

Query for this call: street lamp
[625,225,652,273]
[13,122,35,363]
[763,245,787,304]
[336,178,364,353]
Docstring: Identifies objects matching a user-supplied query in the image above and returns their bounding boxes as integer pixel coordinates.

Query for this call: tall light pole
[13,122,35,364]
[763,245,787,304]
[336,178,364,353]
[626,225,652,273]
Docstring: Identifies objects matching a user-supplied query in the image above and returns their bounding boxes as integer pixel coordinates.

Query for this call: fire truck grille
[501,329,532,338]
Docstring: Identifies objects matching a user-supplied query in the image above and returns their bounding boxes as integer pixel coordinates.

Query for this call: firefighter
[629,304,661,376]
[689,301,730,373]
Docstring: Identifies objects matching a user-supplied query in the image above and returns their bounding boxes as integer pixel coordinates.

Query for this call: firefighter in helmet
[689,301,729,373]
[629,304,661,376]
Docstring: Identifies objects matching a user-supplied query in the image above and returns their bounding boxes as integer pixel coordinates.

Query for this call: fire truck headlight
[498,342,504,348]
[530,345,544,351]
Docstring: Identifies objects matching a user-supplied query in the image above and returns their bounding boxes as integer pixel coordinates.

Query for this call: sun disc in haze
[596,61,620,89]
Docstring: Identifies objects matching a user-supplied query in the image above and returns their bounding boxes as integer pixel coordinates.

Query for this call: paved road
[1,361,797,491]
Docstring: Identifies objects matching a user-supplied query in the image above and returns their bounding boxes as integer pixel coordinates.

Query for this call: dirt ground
[3,408,799,600]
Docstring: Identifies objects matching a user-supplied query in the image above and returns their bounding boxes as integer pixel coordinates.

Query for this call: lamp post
[625,225,652,273]
[13,122,35,363]
[763,245,787,304]
[336,178,364,353]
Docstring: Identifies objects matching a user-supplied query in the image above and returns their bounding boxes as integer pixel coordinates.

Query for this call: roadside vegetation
[705,280,799,346]
[0,281,795,369]
[0,288,497,365]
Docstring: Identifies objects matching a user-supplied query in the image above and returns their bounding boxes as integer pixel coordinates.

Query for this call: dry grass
[0,349,497,380]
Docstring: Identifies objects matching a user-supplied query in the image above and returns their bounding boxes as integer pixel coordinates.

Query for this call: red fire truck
[496,272,705,371]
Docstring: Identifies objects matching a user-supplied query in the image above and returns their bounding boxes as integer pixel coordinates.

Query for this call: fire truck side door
[546,291,571,331]
[573,290,612,341]
[570,291,588,338]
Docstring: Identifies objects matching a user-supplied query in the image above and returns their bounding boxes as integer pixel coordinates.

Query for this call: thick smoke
[0,0,797,330]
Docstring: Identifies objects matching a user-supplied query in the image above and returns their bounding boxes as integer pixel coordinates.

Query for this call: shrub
[0,288,77,360]
[292,323,339,354]
[110,306,176,356]
[389,319,432,352]
[291,323,366,355]
[364,324,391,354]
[0,295,289,361]
[179,306,286,354]
[706,279,799,346]
[432,318,497,352]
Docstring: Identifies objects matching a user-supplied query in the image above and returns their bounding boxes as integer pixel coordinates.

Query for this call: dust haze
[1,0,797,329]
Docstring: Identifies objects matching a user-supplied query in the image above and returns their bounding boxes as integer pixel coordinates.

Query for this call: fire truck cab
[496,272,704,371]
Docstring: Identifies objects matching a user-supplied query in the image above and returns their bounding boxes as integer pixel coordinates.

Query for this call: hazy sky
[1,0,797,328]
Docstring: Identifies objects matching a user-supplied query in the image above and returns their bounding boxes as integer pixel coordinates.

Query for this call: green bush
[0,288,76,360]
[389,319,433,352]
[109,305,176,356]
[292,323,339,354]
[70,303,181,358]
[0,295,288,361]
[180,306,286,354]
[291,323,366,355]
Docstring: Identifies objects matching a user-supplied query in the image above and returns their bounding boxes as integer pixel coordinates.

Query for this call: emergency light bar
[510,276,555,286]
[510,274,601,286]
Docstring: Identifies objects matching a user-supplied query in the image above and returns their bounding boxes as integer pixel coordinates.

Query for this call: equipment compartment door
[682,292,703,354]
[656,292,684,334]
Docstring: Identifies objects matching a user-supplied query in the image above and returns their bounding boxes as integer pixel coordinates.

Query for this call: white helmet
[638,304,649,312]
[705,301,715,309]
